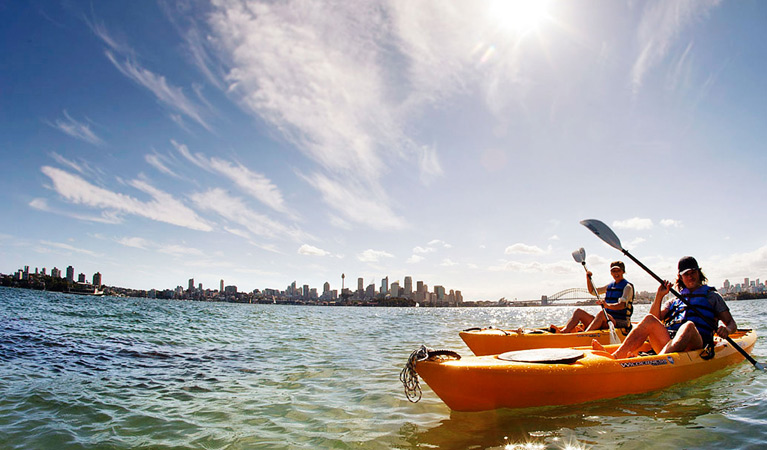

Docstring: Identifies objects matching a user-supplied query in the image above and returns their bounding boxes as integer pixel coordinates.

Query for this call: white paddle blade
[580,219,623,251]
[571,247,586,264]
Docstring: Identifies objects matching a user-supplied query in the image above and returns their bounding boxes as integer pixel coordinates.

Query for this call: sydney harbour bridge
[541,288,596,305]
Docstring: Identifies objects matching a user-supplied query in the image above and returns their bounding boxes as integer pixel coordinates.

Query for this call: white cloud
[490,260,573,274]
[504,243,549,255]
[48,111,104,146]
[41,166,212,231]
[407,254,425,264]
[660,219,683,228]
[303,173,408,231]
[117,237,150,249]
[190,188,308,242]
[38,240,101,257]
[612,217,653,230]
[145,153,180,178]
[105,51,211,131]
[172,140,291,216]
[298,244,330,256]
[358,249,395,263]
[440,258,458,267]
[413,246,434,254]
[203,1,449,229]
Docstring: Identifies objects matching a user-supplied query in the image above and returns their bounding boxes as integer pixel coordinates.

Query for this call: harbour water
[1,286,767,449]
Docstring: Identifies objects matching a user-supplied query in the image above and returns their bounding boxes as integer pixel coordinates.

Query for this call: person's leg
[661,322,704,354]
[562,309,595,333]
[613,315,670,358]
[585,310,608,331]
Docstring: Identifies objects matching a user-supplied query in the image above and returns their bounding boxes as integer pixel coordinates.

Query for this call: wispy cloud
[104,51,211,131]
[40,166,212,231]
[173,140,291,216]
[613,217,653,230]
[303,173,408,231]
[145,152,180,178]
[358,249,395,263]
[631,0,722,93]
[116,236,205,257]
[29,197,123,224]
[38,240,101,257]
[91,19,210,130]
[190,188,308,242]
[48,111,104,146]
[660,218,683,228]
[504,243,550,255]
[298,244,331,257]
[203,1,456,230]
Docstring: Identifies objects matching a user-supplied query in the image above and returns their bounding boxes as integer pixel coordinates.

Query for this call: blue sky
[2,0,767,301]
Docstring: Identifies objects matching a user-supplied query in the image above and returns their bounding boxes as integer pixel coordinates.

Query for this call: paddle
[581,219,765,371]
[571,247,620,344]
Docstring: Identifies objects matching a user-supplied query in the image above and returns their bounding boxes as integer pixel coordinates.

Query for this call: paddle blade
[580,219,623,251]
[571,247,586,264]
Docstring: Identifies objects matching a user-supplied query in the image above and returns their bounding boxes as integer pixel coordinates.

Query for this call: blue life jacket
[664,285,717,344]
[604,279,633,322]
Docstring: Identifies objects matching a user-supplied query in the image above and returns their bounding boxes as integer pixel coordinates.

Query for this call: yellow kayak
[406,329,757,412]
[460,326,631,356]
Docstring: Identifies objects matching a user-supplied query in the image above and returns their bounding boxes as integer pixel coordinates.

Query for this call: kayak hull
[416,329,757,412]
[460,327,630,356]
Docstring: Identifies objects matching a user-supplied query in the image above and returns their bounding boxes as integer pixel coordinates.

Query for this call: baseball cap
[678,256,699,275]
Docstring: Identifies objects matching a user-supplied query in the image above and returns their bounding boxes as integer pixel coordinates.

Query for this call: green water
[1,287,766,449]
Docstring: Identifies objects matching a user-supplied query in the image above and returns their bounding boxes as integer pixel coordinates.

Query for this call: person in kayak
[554,261,634,333]
[594,256,737,358]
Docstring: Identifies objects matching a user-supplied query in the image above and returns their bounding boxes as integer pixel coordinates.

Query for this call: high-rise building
[188,278,195,292]
[93,272,102,287]
[78,273,86,283]
[66,266,74,282]
[404,276,413,296]
[357,277,364,292]
[51,267,61,278]
[323,282,330,295]
[380,276,389,295]
[220,279,224,292]
[391,282,400,297]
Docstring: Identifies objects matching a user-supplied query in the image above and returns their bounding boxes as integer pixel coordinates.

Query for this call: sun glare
[489,0,551,35]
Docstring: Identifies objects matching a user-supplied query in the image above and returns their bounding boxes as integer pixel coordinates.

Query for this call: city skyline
[5,260,765,303]
[3,2,767,300]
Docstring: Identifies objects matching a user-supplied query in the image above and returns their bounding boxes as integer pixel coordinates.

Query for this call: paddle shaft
[618,248,762,368]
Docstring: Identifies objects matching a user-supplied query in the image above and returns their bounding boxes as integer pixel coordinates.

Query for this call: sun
[488,0,552,36]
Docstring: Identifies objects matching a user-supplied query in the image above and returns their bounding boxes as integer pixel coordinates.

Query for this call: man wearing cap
[596,256,737,359]
[558,260,634,333]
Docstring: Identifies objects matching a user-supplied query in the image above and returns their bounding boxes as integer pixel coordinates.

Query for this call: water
[1,287,767,449]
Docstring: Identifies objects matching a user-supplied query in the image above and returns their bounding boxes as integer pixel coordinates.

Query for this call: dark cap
[610,261,625,272]
[678,256,699,275]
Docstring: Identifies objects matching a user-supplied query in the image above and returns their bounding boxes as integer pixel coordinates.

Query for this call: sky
[2,0,767,301]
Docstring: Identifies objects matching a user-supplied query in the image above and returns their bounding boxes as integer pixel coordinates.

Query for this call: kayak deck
[460,325,632,356]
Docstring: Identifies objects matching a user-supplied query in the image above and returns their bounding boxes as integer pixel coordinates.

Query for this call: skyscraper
[220,279,224,292]
[66,266,74,282]
[93,272,102,287]
[404,276,413,297]
[188,278,195,292]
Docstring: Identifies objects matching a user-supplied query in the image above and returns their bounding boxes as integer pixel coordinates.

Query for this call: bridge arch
[548,287,595,301]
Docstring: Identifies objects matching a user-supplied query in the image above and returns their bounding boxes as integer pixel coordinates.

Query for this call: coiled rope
[400,345,460,403]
